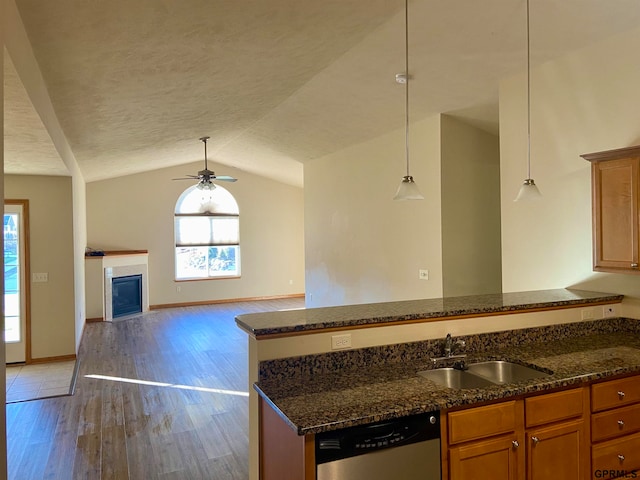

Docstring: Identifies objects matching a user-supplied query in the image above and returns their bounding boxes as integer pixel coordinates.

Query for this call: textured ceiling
[5,0,640,186]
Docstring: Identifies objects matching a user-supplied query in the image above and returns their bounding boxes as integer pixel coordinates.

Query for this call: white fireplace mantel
[85,251,149,322]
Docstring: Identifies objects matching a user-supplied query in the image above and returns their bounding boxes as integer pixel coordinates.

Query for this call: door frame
[5,199,31,363]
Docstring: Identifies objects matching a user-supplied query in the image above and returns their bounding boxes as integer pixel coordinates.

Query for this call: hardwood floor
[6,297,305,480]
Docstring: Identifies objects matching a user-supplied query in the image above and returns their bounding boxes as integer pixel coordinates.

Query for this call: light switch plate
[32,272,48,283]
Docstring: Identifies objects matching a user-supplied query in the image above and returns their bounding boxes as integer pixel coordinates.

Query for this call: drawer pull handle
[618,391,626,398]
[531,436,540,445]
[512,440,519,449]
[632,263,639,268]
[618,454,625,462]
[618,420,625,427]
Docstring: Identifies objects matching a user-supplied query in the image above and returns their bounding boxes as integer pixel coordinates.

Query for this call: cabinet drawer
[592,376,640,412]
[525,388,585,428]
[592,403,640,442]
[592,431,640,474]
[448,400,521,445]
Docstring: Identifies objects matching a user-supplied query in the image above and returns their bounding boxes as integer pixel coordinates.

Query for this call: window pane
[175,185,239,215]
[175,217,239,245]
[4,316,20,343]
[176,246,240,279]
[208,246,239,276]
[175,247,209,278]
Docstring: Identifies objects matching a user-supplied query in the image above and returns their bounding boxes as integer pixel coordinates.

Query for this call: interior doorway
[4,200,30,364]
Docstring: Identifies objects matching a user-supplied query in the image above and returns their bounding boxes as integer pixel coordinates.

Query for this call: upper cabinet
[582,145,640,273]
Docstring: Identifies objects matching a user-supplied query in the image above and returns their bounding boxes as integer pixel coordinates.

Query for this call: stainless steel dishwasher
[315,412,441,480]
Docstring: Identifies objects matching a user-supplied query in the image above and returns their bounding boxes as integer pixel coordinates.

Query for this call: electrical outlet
[581,308,594,320]
[419,269,429,280]
[331,334,352,350]
[603,305,617,318]
[176,286,181,292]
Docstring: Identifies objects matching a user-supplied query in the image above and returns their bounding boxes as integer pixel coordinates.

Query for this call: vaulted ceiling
[5,0,640,186]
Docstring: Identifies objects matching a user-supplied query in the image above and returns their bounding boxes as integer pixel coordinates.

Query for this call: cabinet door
[449,434,524,480]
[592,157,640,271]
[527,419,588,480]
[592,430,640,475]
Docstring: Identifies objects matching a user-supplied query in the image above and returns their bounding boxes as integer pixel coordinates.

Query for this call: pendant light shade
[514,0,541,202]
[393,0,424,201]
[514,178,541,201]
[394,175,423,200]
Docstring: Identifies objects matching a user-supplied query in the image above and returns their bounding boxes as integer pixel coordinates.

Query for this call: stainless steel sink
[465,361,550,385]
[418,360,550,389]
[417,368,495,389]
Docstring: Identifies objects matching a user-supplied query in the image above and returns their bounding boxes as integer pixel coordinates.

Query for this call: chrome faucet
[444,333,465,357]
[431,333,467,365]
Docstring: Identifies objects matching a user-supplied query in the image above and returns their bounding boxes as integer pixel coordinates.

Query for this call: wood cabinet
[259,397,315,480]
[525,388,590,480]
[591,375,640,476]
[582,145,640,273]
[447,401,525,480]
[445,388,589,480]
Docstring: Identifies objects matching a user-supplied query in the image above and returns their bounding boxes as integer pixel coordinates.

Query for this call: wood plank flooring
[6,298,305,480]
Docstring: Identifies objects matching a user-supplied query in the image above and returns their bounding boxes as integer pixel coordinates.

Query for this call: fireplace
[112,274,143,318]
[85,251,149,322]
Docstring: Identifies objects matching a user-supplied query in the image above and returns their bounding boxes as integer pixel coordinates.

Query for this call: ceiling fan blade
[172,176,200,180]
[213,176,237,182]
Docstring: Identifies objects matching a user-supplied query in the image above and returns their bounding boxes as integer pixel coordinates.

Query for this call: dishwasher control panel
[316,412,440,464]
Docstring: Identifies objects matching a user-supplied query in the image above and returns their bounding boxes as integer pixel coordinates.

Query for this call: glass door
[4,202,27,364]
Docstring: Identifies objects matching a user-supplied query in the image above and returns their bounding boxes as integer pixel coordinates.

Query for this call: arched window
[174,184,240,280]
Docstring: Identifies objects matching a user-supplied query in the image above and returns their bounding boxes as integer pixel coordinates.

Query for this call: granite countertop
[236,289,622,337]
[256,319,640,436]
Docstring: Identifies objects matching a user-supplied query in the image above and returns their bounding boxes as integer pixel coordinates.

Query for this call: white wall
[304,115,443,307]
[441,115,501,297]
[86,161,304,306]
[5,176,76,359]
[500,26,640,297]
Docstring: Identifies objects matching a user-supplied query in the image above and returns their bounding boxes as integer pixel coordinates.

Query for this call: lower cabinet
[445,388,590,480]
[449,432,524,480]
[591,375,640,477]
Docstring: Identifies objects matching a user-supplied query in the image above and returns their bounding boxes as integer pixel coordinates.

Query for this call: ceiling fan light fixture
[393,0,423,202]
[172,136,237,186]
[197,180,216,191]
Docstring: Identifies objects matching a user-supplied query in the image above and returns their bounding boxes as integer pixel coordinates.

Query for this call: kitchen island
[236,289,625,480]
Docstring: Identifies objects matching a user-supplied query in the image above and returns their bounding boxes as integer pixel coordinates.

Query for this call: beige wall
[304,115,443,307]
[86,161,304,306]
[4,176,76,359]
[0,1,7,475]
[441,115,501,297]
[304,113,502,307]
[4,0,87,354]
[500,25,640,297]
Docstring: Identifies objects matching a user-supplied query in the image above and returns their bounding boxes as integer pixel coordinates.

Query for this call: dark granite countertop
[255,318,640,436]
[236,289,622,337]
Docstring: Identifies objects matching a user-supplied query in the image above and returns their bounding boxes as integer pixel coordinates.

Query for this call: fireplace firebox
[112,274,143,318]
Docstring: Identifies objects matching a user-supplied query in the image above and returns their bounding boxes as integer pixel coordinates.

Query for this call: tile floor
[5,360,76,403]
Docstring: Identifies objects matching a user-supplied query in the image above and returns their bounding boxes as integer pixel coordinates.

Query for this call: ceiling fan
[173,136,237,189]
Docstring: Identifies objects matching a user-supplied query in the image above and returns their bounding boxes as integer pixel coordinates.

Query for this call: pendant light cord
[404,0,410,177]
[526,0,531,180]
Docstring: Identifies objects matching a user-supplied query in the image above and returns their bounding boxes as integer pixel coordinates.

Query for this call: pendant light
[514,0,542,202]
[393,0,424,201]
